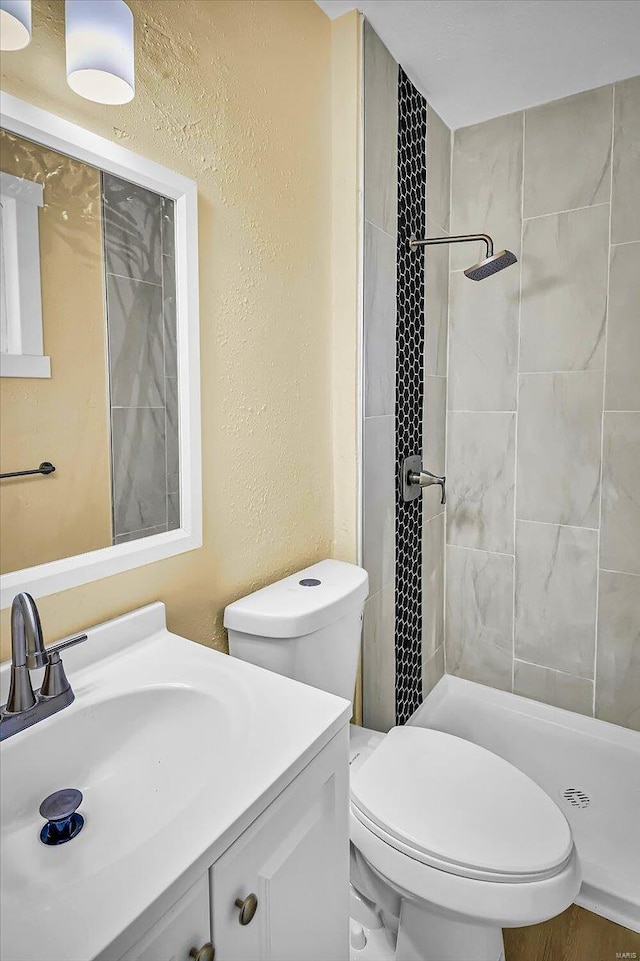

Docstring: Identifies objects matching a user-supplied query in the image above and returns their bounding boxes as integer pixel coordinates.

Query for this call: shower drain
[561,787,591,809]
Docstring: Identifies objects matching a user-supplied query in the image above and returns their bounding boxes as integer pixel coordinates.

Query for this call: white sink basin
[0,602,350,961]
[1,686,233,902]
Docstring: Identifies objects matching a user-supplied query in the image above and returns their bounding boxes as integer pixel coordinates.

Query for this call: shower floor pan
[410,675,640,933]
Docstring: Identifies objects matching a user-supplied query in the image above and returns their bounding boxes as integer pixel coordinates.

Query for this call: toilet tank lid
[224,560,369,638]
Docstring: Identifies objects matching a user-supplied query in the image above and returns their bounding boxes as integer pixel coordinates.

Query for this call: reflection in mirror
[0,129,180,575]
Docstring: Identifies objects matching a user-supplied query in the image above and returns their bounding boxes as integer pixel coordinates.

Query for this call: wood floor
[504,905,640,961]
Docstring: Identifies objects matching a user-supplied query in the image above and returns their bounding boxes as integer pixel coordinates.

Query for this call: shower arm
[409,233,494,258]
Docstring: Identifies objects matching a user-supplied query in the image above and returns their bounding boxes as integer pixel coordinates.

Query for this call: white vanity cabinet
[210,727,348,961]
[119,729,349,961]
[118,876,211,961]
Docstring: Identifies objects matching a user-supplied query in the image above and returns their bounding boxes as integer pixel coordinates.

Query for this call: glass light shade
[65,0,134,105]
[0,0,31,50]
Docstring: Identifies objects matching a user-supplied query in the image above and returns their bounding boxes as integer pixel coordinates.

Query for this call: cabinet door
[211,728,349,961]
[118,874,211,961]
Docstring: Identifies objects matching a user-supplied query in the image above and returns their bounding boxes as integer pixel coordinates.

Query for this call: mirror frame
[0,92,202,609]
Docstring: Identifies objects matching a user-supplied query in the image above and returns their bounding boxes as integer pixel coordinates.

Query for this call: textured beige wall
[0,131,112,573]
[331,12,361,565]
[0,0,360,659]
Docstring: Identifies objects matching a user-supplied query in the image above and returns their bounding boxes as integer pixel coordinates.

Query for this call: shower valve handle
[408,468,446,505]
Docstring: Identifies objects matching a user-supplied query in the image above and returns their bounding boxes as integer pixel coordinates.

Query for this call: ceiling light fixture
[0,0,31,51]
[65,0,134,105]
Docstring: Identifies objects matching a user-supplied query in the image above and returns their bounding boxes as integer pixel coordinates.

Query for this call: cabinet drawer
[118,874,211,961]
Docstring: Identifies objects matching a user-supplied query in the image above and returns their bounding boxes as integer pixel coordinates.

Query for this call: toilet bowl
[225,561,581,961]
[349,726,581,961]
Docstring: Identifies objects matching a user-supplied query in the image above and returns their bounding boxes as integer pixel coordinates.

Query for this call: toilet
[224,560,581,961]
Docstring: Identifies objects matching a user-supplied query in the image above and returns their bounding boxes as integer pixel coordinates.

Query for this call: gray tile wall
[102,173,180,544]
[361,22,451,730]
[421,102,451,704]
[445,78,640,730]
[362,22,398,732]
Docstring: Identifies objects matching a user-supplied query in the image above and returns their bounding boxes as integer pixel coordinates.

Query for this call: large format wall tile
[446,546,514,691]
[517,371,602,527]
[423,106,449,714]
[364,22,398,236]
[422,511,444,660]
[447,412,515,553]
[103,173,162,284]
[364,221,396,416]
[167,490,180,531]
[363,583,396,733]
[424,234,449,376]
[515,521,597,677]
[115,524,168,544]
[520,205,609,372]
[596,570,640,730]
[363,415,395,595]
[166,376,180,494]
[423,375,446,520]
[112,407,167,536]
[162,251,178,380]
[107,274,164,409]
[422,644,445,700]
[612,75,640,245]
[600,412,640,575]
[161,196,175,259]
[450,112,523,272]
[514,661,593,717]
[523,85,612,218]
[605,242,640,411]
[448,269,519,411]
[427,104,451,234]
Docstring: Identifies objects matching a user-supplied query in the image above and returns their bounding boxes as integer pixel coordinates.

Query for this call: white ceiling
[315,0,640,129]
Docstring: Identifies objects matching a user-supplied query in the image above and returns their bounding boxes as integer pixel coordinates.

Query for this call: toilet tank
[224,560,369,702]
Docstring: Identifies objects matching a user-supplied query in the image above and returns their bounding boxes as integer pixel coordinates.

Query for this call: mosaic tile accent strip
[395,69,427,723]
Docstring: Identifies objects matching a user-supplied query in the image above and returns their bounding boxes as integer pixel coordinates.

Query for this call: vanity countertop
[0,602,351,961]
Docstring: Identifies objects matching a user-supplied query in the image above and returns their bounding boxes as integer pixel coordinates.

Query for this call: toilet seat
[351,807,581,932]
[351,726,573,883]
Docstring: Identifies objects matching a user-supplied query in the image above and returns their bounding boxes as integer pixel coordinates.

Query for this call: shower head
[464,249,518,281]
[409,233,518,281]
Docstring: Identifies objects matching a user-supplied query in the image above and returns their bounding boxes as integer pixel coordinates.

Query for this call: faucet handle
[45,634,88,658]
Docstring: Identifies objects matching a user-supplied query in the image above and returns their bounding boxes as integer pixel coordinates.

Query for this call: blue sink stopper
[39,788,84,845]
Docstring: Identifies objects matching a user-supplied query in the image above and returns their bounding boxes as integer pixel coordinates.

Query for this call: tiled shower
[446,77,639,730]
[361,20,639,733]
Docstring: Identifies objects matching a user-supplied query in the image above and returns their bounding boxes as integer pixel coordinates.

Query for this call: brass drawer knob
[189,943,214,961]
[234,893,258,925]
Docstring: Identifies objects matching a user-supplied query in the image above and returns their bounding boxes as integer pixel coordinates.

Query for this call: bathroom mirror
[0,94,201,608]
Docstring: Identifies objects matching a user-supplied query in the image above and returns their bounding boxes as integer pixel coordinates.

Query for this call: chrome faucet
[1,592,87,740]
